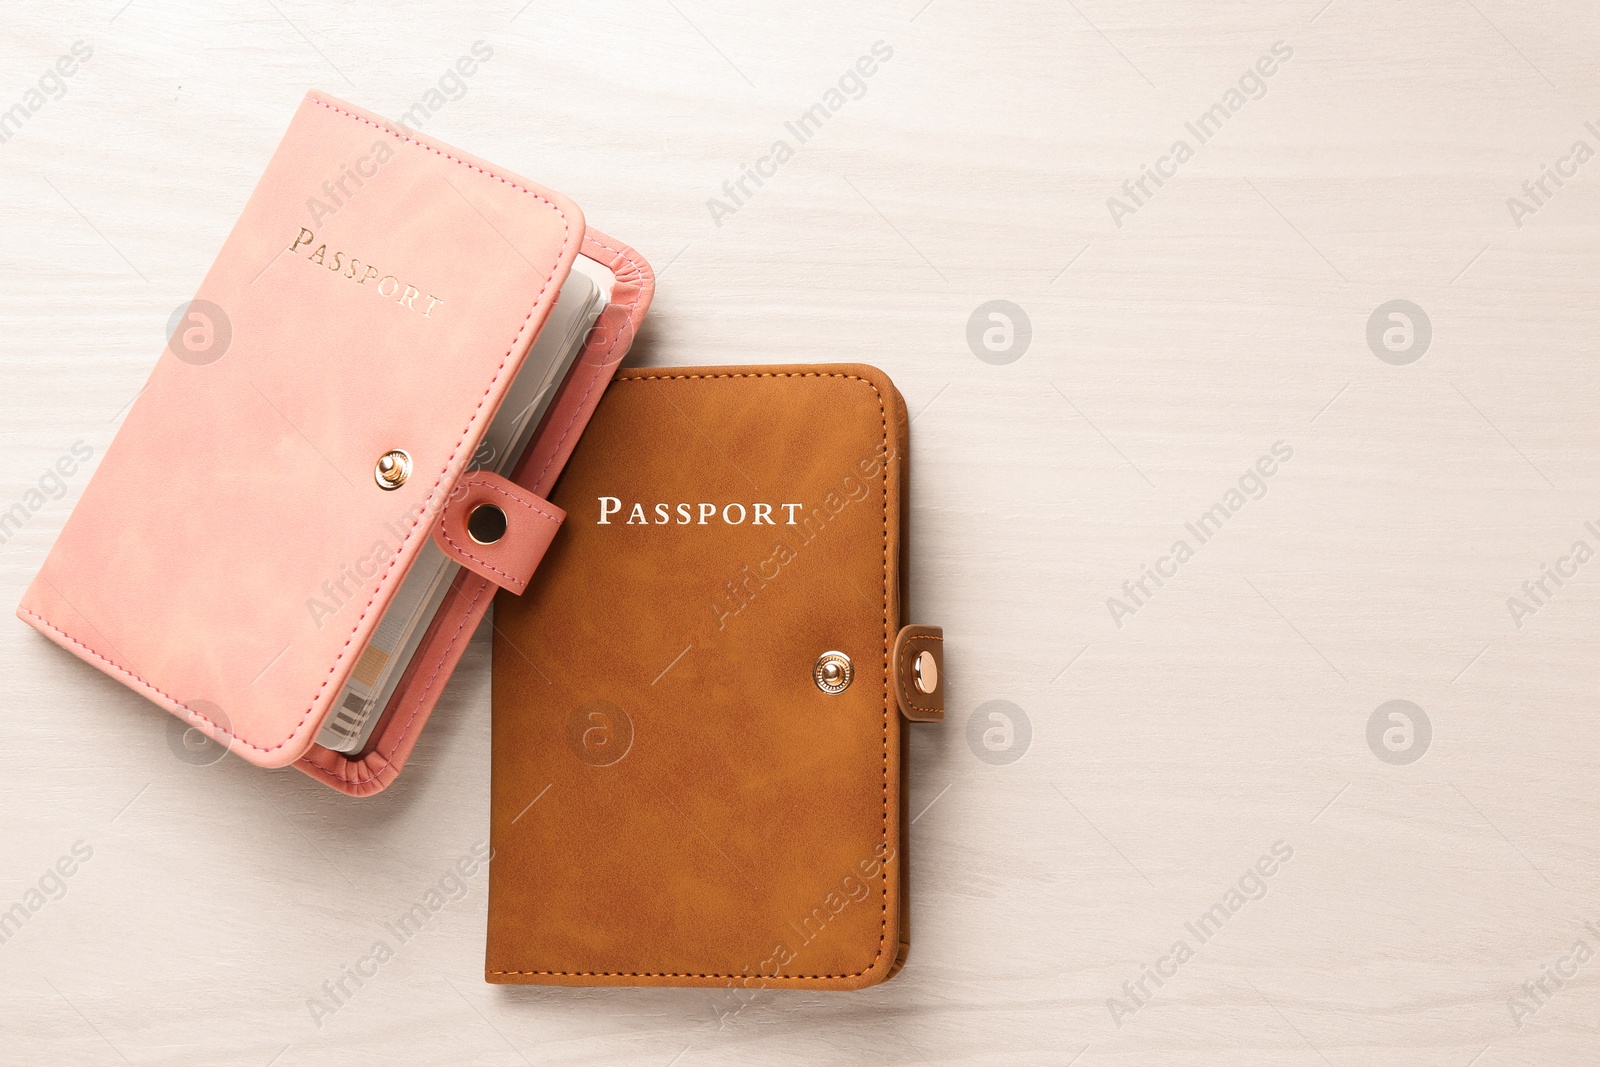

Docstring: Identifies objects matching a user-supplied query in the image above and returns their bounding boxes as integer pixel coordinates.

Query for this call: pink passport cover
[17,90,653,794]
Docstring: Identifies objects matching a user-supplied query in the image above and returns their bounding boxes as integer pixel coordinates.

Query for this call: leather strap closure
[432,471,565,595]
[892,624,944,722]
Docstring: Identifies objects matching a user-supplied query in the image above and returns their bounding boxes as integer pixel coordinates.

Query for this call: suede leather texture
[487,364,917,989]
[17,90,652,793]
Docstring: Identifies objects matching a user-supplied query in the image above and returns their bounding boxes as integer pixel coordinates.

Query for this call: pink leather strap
[431,471,564,595]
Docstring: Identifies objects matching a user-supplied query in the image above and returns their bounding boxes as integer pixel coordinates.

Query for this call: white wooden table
[3,2,1597,1064]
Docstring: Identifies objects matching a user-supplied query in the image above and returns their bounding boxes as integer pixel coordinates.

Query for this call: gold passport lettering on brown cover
[487,364,939,989]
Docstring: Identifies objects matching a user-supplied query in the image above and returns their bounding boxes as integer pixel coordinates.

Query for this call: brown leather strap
[893,624,944,722]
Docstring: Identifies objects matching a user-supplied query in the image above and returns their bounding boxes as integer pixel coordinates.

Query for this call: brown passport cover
[487,364,931,989]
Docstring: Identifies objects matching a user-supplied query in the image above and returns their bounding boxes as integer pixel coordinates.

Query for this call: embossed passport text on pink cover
[18,90,653,795]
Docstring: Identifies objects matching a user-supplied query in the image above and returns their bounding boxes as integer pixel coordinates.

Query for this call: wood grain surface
[2,1,1597,1064]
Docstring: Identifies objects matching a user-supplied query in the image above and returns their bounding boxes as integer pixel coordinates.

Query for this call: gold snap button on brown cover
[814,650,854,693]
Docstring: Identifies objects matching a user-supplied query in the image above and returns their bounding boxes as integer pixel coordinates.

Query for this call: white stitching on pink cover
[31,95,575,758]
